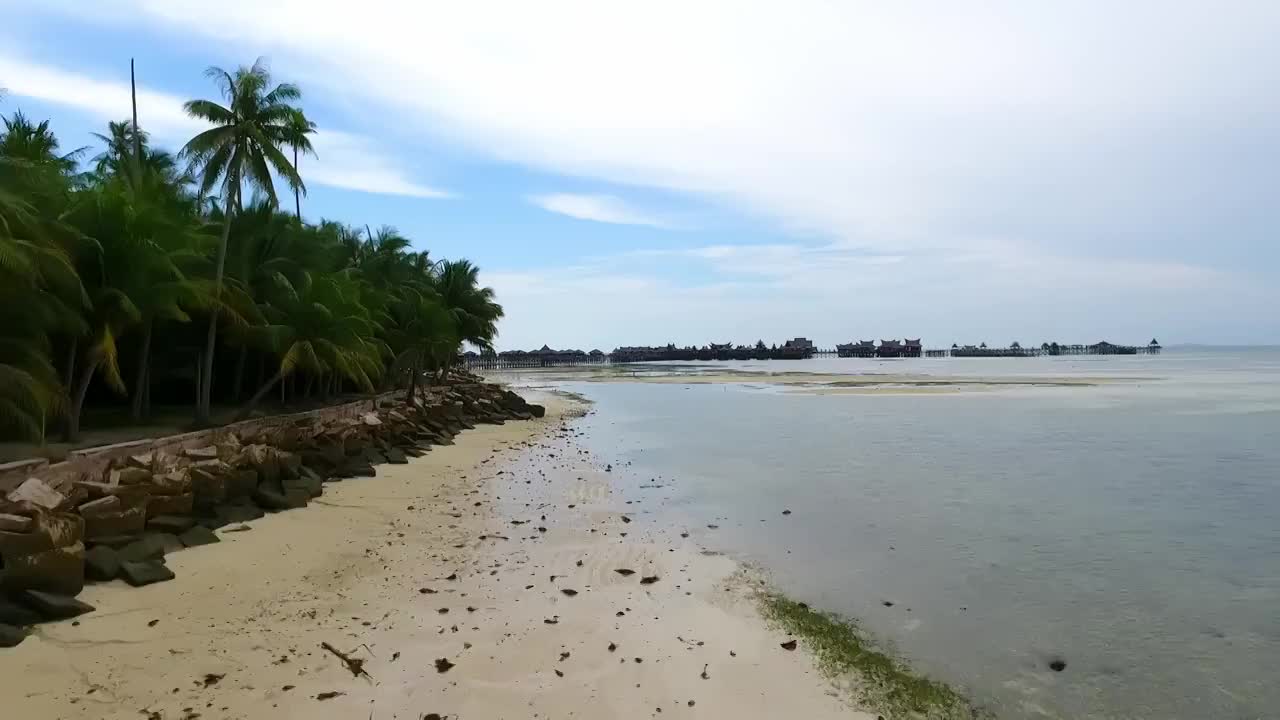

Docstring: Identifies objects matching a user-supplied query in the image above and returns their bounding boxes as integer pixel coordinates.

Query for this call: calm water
[528,349,1280,719]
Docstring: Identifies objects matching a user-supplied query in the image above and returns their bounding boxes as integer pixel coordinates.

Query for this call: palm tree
[433,259,503,379]
[0,112,88,440]
[386,287,458,402]
[182,59,306,425]
[283,110,316,220]
[235,271,383,420]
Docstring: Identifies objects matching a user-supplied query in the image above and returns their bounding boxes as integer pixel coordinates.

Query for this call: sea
[505,347,1280,719]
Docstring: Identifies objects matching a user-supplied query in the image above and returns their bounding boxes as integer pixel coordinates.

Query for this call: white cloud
[0,54,449,199]
[11,2,1280,342]
[528,193,669,228]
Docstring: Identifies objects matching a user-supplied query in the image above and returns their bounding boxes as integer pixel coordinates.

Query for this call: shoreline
[0,389,917,719]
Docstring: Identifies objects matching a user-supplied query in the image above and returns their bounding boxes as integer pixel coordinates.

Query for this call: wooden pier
[465,338,1162,369]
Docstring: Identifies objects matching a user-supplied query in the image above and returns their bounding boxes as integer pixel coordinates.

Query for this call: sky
[2,1,1277,349]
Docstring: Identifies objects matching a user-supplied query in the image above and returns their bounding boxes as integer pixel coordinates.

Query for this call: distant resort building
[835,339,921,358]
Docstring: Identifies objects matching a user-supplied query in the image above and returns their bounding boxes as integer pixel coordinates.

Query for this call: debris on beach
[780,640,798,651]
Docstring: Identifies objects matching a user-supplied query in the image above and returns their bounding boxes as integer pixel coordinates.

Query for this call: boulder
[148,471,191,496]
[215,503,265,525]
[252,487,291,511]
[178,525,219,548]
[278,452,302,479]
[77,495,121,517]
[146,515,195,534]
[84,504,147,539]
[0,513,32,533]
[363,449,387,465]
[2,541,86,595]
[85,534,140,549]
[146,492,194,518]
[283,475,322,499]
[183,446,218,461]
[528,404,546,418]
[282,488,310,509]
[0,512,83,557]
[119,560,175,587]
[146,533,183,555]
[112,466,152,486]
[125,452,154,470]
[117,535,168,563]
[0,623,26,648]
[225,469,258,498]
[15,589,95,620]
[189,465,228,508]
[6,478,65,511]
[84,544,121,581]
[384,448,408,464]
[0,595,43,626]
[343,461,376,478]
[361,412,382,426]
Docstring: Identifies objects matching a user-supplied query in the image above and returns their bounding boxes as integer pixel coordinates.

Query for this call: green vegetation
[759,593,985,719]
[0,59,501,443]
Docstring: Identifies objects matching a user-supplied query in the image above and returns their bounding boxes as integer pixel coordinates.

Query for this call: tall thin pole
[130,58,143,178]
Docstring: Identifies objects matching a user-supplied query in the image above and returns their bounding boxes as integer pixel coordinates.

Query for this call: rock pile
[0,376,544,648]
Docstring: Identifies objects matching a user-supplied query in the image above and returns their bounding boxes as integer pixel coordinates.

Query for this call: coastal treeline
[0,60,501,443]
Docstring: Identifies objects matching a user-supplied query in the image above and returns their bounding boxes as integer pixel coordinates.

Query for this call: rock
[6,478,65,511]
[183,446,218,460]
[84,544,121,581]
[344,461,376,478]
[363,448,388,465]
[146,515,196,534]
[278,452,302,479]
[84,506,147,539]
[1049,658,1067,672]
[528,404,546,418]
[78,495,121,517]
[113,466,152,485]
[283,476,322,499]
[125,452,154,470]
[189,465,228,508]
[0,623,27,648]
[0,513,32,533]
[148,471,191,496]
[282,488,310,509]
[16,589,95,620]
[252,487,291,511]
[178,525,219,548]
[146,533,183,554]
[225,468,259,497]
[0,596,43,626]
[85,534,140,549]
[3,541,85,595]
[216,503,265,524]
[119,560,175,587]
[361,412,382,426]
[117,535,168,563]
[145,492,194,518]
[384,448,408,464]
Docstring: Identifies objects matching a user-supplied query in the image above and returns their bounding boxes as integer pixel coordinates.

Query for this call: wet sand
[0,393,874,719]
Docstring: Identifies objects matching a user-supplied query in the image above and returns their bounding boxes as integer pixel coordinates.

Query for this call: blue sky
[3,1,1278,349]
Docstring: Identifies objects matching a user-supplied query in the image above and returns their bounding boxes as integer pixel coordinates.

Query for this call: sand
[0,392,875,720]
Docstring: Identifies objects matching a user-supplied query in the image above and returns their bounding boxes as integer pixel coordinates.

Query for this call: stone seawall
[0,375,544,649]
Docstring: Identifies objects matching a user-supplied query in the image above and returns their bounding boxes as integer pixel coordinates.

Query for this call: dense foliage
[0,62,502,443]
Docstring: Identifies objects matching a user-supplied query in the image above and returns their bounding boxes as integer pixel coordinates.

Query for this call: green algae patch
[759,593,987,719]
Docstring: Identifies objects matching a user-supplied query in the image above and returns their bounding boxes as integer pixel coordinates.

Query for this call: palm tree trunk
[130,319,153,422]
[142,363,151,418]
[236,371,285,421]
[64,357,101,442]
[293,146,302,220]
[197,189,235,425]
[63,338,77,393]
[303,373,315,400]
[232,345,248,401]
[405,360,419,404]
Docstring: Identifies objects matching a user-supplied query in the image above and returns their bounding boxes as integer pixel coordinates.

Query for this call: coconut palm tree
[0,112,88,440]
[433,259,503,368]
[181,58,306,424]
[283,110,316,220]
[235,271,384,420]
[386,287,458,402]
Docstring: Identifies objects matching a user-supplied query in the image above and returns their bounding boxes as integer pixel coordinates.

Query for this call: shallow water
[527,349,1280,719]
